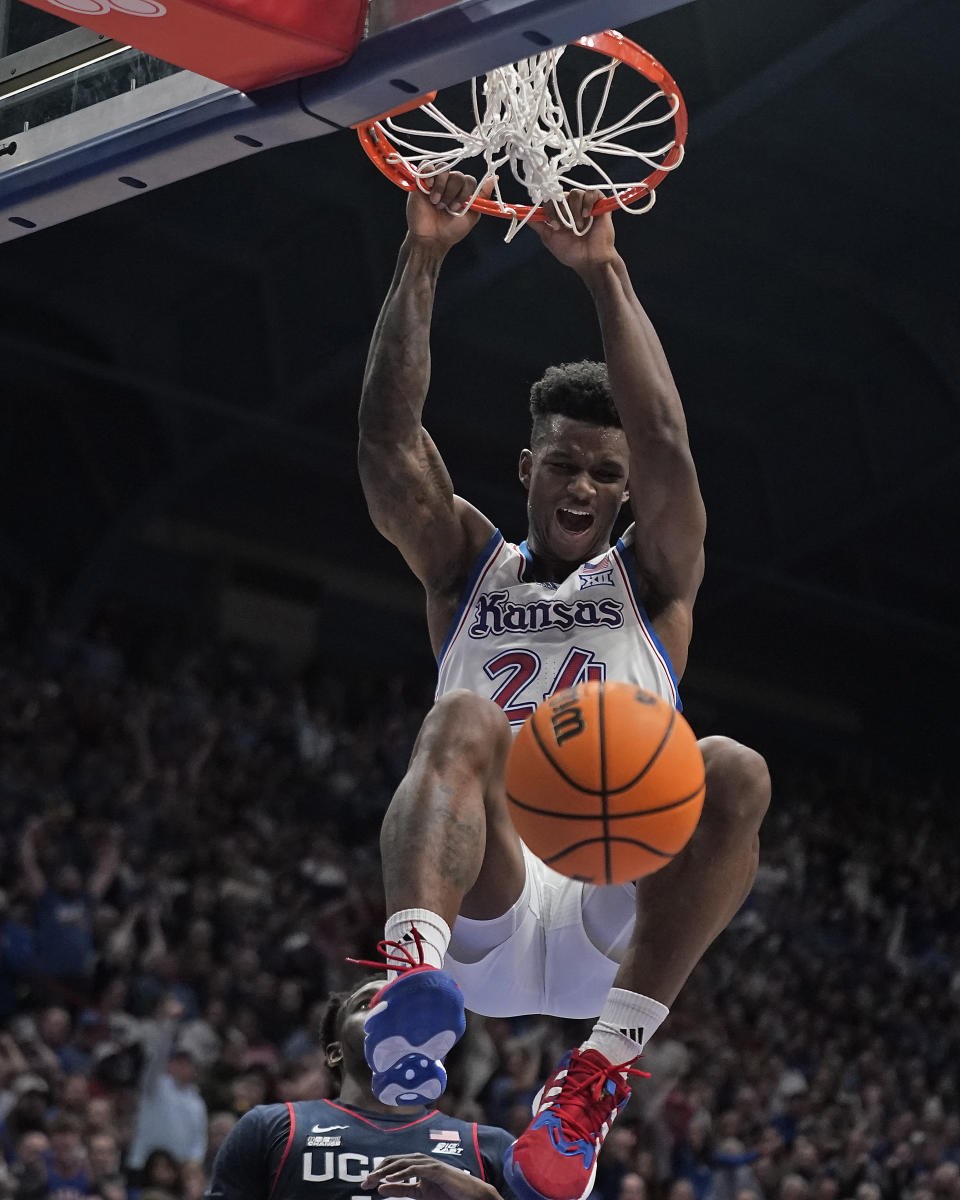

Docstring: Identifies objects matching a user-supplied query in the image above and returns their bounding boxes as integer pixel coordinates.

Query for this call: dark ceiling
[1,0,958,764]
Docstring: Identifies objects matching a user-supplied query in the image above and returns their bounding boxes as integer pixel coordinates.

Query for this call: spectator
[177,1002,227,1073]
[36,1011,87,1077]
[834,1129,883,1197]
[0,893,36,1023]
[139,1149,182,1200]
[43,1114,90,1200]
[19,817,121,1003]
[56,1076,90,1121]
[596,1125,640,1200]
[279,1000,324,1062]
[484,1041,542,1131]
[127,1001,206,1174]
[202,1116,235,1178]
[87,1131,130,1200]
[930,1164,960,1198]
[853,1185,881,1200]
[616,1173,647,1200]
[11,1131,50,1200]
[1,1077,51,1163]
[0,1035,30,1115]
[83,1097,116,1139]
[710,1138,763,1200]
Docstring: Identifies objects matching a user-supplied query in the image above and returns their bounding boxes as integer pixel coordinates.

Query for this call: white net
[377,43,685,242]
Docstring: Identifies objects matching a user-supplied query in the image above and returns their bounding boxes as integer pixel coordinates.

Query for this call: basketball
[504,680,705,886]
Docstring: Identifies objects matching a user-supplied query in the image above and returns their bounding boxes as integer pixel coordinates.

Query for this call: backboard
[0,0,694,242]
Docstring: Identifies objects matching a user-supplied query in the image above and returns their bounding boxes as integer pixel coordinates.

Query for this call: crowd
[0,615,957,1200]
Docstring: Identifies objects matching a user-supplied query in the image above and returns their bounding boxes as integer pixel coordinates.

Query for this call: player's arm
[359,172,495,596]
[533,193,706,633]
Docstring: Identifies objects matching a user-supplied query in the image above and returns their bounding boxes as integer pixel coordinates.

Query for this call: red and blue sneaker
[348,929,465,1106]
[503,1049,647,1200]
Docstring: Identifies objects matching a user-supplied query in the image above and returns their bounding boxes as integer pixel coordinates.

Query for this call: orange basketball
[504,680,705,886]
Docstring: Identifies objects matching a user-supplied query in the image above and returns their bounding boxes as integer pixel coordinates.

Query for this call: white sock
[384,908,451,978]
[580,988,669,1067]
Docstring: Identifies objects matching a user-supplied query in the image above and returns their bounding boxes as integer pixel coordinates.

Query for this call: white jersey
[435,528,680,726]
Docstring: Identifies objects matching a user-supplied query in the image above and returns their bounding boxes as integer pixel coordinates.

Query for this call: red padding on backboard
[18,0,369,91]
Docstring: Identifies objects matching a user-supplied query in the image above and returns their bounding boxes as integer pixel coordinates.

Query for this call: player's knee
[415,689,511,771]
[700,736,770,832]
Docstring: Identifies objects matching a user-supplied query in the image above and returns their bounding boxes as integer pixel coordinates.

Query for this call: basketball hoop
[355,30,687,242]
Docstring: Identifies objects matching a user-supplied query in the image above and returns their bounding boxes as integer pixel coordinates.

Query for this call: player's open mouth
[556,507,594,535]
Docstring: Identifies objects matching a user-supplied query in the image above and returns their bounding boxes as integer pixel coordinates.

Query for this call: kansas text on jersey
[206,1099,514,1200]
[435,529,680,726]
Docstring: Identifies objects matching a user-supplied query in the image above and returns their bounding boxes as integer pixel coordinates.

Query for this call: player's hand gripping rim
[531,188,618,273]
[361,1154,501,1200]
[406,169,495,249]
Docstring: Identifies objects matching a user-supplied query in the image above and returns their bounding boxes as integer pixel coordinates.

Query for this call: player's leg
[608,735,769,1011]
[380,688,524,932]
[360,688,523,1105]
[505,736,770,1200]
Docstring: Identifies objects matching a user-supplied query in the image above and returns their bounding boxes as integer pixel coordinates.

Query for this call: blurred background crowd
[0,614,957,1200]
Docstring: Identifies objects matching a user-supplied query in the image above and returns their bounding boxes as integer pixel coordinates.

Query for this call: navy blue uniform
[207,1100,515,1200]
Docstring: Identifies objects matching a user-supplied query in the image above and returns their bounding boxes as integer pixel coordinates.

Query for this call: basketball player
[205,978,514,1200]
[356,172,771,1200]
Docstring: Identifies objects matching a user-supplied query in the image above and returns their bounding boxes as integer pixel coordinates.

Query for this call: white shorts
[444,842,637,1019]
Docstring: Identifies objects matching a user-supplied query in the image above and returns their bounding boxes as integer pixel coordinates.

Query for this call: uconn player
[356,176,771,1200]
[205,979,513,1200]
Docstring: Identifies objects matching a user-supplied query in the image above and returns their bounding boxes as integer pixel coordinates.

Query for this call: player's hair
[529,361,620,446]
[319,977,381,1088]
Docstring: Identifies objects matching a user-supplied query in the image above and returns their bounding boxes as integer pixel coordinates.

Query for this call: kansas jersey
[206,1099,514,1200]
[436,529,680,726]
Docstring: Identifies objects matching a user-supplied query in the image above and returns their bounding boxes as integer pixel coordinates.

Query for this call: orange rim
[355,30,687,223]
